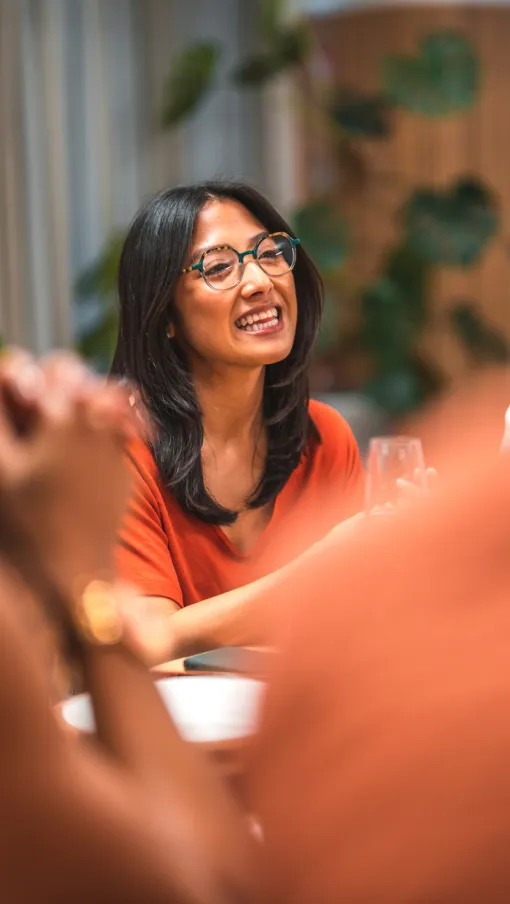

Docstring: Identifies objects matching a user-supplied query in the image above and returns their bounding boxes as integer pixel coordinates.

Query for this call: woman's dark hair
[111,180,323,525]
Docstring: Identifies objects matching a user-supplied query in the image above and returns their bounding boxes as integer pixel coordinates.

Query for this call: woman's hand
[323,467,438,544]
[0,349,137,605]
[396,467,438,501]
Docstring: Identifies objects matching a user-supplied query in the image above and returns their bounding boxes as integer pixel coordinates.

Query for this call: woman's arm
[130,515,363,663]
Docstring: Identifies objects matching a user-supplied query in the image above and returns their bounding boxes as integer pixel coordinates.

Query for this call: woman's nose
[240,259,272,296]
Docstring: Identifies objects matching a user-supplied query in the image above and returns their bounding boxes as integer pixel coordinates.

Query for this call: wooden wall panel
[306,5,510,382]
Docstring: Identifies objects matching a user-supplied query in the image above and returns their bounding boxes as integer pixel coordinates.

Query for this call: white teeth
[237,317,279,333]
[236,307,280,331]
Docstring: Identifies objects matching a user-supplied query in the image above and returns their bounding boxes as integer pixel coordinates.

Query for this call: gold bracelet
[75,579,124,646]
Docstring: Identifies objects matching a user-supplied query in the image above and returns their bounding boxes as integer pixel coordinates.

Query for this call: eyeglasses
[182,232,300,291]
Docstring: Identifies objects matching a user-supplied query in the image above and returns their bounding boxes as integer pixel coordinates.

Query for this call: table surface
[151,655,263,792]
[152,646,272,678]
[152,657,189,676]
[56,649,270,771]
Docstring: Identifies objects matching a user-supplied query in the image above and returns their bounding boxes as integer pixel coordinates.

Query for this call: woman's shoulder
[123,435,178,517]
[307,398,361,481]
[125,434,160,482]
[304,400,363,517]
[308,398,356,444]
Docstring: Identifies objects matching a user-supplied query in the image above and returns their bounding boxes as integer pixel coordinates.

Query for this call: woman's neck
[193,366,265,445]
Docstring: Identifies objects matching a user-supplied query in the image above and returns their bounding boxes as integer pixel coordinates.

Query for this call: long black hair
[111,181,323,525]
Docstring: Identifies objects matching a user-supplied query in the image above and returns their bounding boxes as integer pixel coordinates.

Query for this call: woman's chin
[238,343,293,368]
[231,330,295,367]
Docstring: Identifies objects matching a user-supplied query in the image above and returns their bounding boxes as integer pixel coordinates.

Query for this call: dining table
[151,651,267,800]
[55,649,270,810]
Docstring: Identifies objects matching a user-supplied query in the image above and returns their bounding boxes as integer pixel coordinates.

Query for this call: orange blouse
[115,400,363,607]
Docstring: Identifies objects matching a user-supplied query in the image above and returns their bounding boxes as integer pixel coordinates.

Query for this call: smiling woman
[111,182,363,661]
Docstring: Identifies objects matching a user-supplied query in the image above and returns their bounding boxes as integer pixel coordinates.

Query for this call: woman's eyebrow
[190,231,269,265]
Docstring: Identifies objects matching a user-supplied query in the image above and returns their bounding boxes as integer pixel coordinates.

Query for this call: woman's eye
[205,262,232,277]
[260,249,282,260]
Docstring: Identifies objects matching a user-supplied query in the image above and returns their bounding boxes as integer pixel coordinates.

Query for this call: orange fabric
[115,400,363,607]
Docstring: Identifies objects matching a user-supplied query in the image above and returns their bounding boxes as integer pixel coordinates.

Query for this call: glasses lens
[257,234,295,276]
[202,247,240,290]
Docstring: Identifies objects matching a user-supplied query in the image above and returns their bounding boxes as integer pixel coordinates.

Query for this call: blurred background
[2,0,510,449]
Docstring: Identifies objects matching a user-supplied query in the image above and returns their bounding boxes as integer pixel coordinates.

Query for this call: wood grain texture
[305,5,510,383]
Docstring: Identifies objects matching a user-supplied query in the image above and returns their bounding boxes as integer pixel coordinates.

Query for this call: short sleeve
[115,442,184,606]
[309,400,364,518]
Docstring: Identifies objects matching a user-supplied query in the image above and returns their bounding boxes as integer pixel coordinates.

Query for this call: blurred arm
[0,567,254,904]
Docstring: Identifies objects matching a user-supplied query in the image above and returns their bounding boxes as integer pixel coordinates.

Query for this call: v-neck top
[115,400,363,607]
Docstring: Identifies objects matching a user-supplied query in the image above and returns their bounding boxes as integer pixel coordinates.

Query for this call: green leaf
[232,23,311,86]
[293,201,348,273]
[233,52,284,86]
[161,42,221,127]
[403,177,499,267]
[332,89,391,139]
[363,358,442,415]
[383,30,479,116]
[383,242,431,327]
[361,276,422,370]
[360,245,431,384]
[273,22,311,65]
[75,232,125,301]
[449,302,510,364]
[260,0,286,42]
[76,307,119,372]
[363,368,423,414]
[316,292,341,357]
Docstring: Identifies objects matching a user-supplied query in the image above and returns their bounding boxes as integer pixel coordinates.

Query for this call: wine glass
[365,436,426,516]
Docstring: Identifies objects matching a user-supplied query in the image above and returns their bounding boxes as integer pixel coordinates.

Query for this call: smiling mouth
[235,306,281,333]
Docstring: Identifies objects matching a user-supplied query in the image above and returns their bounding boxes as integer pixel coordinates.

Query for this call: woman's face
[172,199,298,371]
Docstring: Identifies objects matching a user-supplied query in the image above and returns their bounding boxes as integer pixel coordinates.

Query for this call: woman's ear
[167,322,176,339]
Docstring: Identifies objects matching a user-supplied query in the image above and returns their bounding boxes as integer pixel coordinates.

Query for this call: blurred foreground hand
[0,348,136,606]
[248,370,510,904]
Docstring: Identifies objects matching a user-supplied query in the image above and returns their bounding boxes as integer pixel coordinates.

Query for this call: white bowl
[60,675,264,744]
